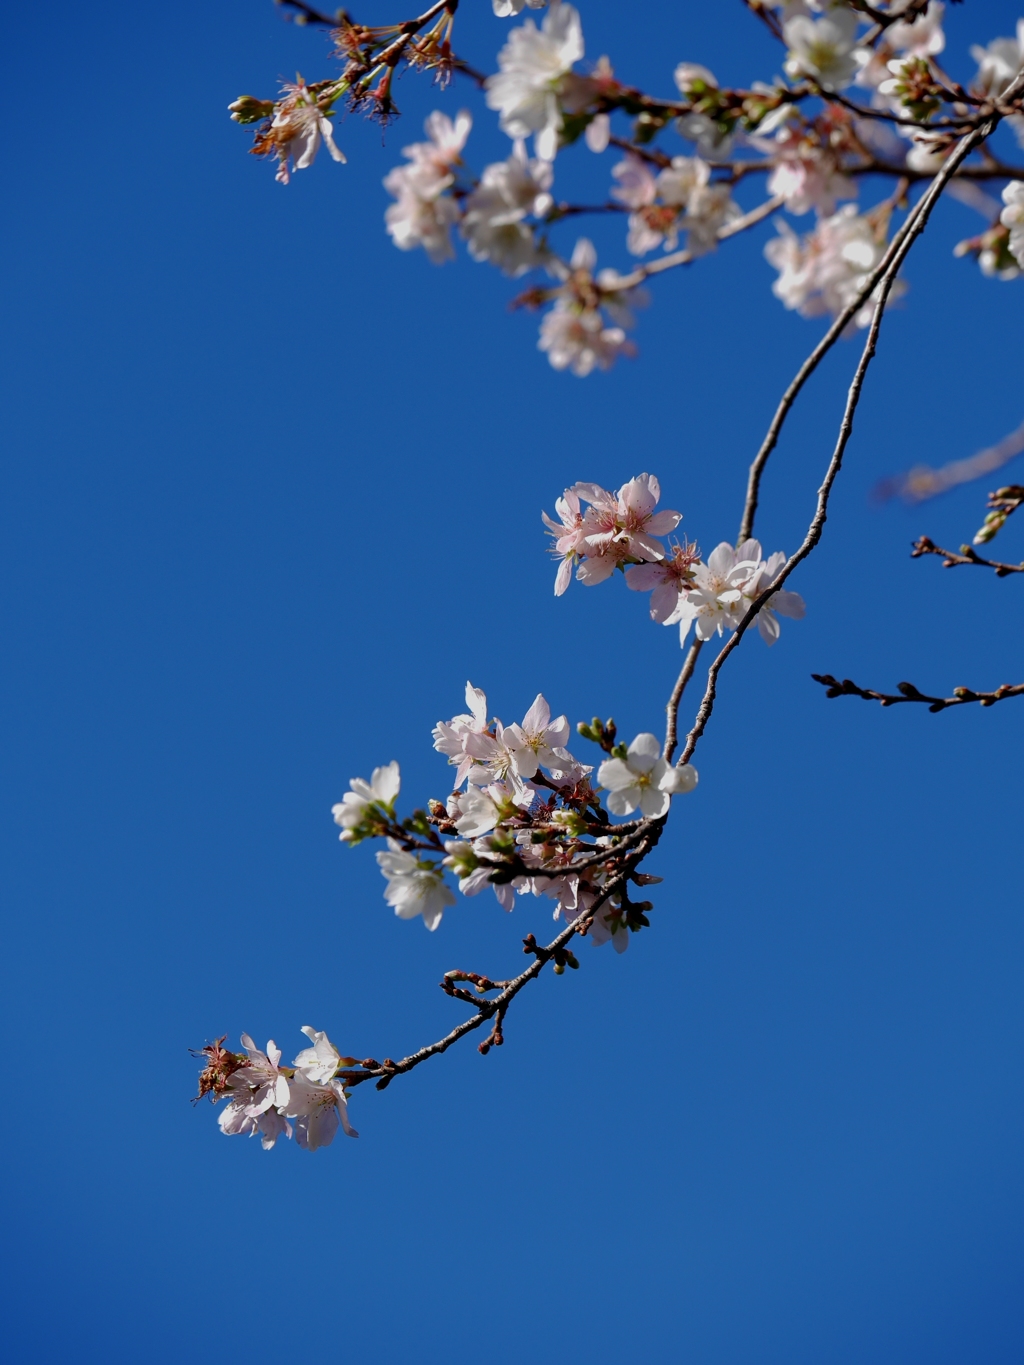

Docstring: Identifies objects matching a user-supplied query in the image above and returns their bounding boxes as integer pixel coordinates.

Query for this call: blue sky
[2,3,1023,1362]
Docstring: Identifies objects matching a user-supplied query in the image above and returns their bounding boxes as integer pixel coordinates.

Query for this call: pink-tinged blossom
[502,693,571,781]
[286,1075,358,1150]
[761,125,856,217]
[543,487,586,595]
[376,840,455,930]
[582,473,681,563]
[666,540,806,646]
[433,682,489,786]
[586,113,610,152]
[443,838,523,911]
[888,2,945,58]
[224,1033,291,1117]
[538,301,632,376]
[625,539,701,621]
[485,2,584,160]
[262,81,346,185]
[764,205,905,327]
[332,761,400,841]
[597,732,698,820]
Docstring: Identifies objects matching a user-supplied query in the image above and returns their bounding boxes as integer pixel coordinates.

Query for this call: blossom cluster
[201,1028,358,1153]
[232,2,1024,369]
[544,473,806,646]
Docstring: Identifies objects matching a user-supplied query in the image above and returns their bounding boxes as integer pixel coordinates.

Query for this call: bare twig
[811,673,1024,712]
[664,639,703,763]
[910,535,1024,576]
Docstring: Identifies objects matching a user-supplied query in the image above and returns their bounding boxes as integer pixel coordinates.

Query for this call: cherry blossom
[538,300,632,376]
[581,473,681,564]
[485,2,584,160]
[970,21,1024,97]
[217,1100,292,1150]
[501,693,571,781]
[451,783,508,838]
[286,1075,358,1150]
[542,487,586,595]
[493,0,547,16]
[761,125,856,217]
[376,840,455,930]
[625,540,701,622]
[597,733,698,820]
[764,205,903,327]
[611,154,723,256]
[664,541,762,643]
[461,143,553,275]
[433,683,490,787]
[293,1026,343,1085]
[738,549,807,645]
[224,1033,291,1116]
[384,110,471,263]
[784,9,865,91]
[888,2,946,59]
[443,837,522,911]
[332,761,400,842]
[259,81,346,185]
[1001,181,1024,269]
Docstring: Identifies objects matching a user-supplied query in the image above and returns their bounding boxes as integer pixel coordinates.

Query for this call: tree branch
[811,673,1024,712]
[910,535,1024,576]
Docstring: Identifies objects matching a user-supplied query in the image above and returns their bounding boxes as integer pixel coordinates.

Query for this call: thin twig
[663,639,703,763]
[736,74,1024,547]
[911,535,1024,576]
[680,86,1021,766]
[811,673,1024,712]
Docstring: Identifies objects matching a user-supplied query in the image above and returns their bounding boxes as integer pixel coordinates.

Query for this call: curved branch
[737,76,1024,546]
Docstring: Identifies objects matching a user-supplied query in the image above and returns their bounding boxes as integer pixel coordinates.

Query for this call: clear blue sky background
[3,3,1023,1361]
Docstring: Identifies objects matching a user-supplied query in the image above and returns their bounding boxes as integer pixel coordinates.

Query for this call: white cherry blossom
[597,732,697,820]
[664,541,761,643]
[332,761,400,841]
[1001,181,1024,268]
[376,840,455,931]
[784,9,864,91]
[384,110,471,263]
[494,0,547,15]
[970,20,1024,97]
[461,143,553,275]
[485,2,584,160]
[738,548,807,645]
[293,1026,342,1084]
[888,2,945,59]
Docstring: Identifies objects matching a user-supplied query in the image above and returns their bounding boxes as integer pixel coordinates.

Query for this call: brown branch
[811,673,1024,712]
[664,638,703,763]
[338,841,656,1091]
[911,535,1024,576]
[736,75,1024,548]
[681,90,1020,766]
